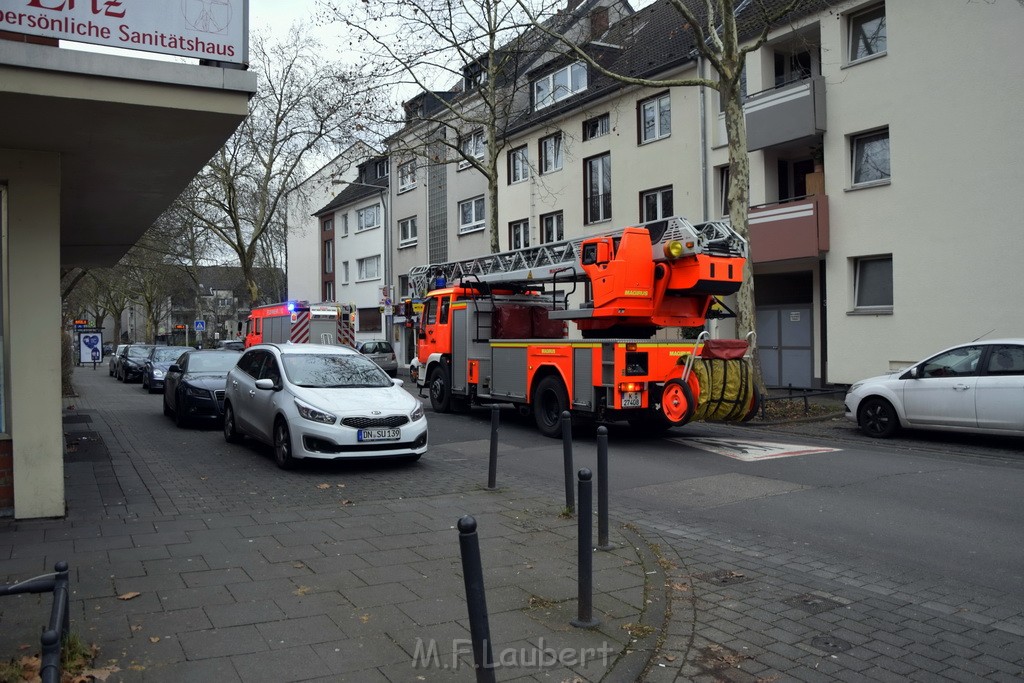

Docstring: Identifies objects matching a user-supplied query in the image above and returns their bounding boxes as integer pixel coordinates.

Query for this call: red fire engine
[244,301,355,349]
[409,217,759,437]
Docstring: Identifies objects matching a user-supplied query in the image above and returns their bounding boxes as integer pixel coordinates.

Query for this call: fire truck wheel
[223,403,243,444]
[429,365,452,413]
[742,386,763,422]
[274,418,296,470]
[658,379,696,426]
[533,375,568,438]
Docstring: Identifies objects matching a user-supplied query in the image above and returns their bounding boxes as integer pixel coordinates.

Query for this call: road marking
[669,436,840,461]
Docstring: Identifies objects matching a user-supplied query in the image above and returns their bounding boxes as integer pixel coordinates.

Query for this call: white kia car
[223,343,428,468]
[845,339,1024,438]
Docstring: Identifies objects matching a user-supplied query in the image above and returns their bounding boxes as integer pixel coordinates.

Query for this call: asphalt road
[422,400,1024,600]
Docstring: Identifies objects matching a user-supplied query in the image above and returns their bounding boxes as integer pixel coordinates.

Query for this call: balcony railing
[745,76,826,151]
[748,194,829,263]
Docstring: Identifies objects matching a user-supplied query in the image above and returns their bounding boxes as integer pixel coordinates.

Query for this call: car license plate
[358,428,401,442]
[621,392,641,408]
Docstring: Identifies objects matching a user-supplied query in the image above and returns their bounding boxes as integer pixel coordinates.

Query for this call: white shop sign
[0,0,248,65]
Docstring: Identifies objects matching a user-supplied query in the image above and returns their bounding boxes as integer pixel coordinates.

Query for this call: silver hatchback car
[222,343,427,469]
[355,339,398,377]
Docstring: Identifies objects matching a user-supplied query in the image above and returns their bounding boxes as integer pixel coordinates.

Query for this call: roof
[507,0,835,134]
[313,157,390,216]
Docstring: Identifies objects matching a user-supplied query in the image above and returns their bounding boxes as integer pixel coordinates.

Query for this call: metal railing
[0,561,72,683]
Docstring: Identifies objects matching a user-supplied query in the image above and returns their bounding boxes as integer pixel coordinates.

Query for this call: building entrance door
[756,306,813,388]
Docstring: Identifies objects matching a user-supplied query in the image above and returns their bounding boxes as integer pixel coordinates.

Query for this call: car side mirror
[168,364,181,373]
[901,366,920,380]
[255,378,277,391]
[392,378,404,387]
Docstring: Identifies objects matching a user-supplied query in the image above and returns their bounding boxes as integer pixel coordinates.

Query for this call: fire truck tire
[429,365,452,413]
[223,403,243,444]
[274,418,296,470]
[658,379,696,426]
[742,386,762,422]
[533,375,568,438]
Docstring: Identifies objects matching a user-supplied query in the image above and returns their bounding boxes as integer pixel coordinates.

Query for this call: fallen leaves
[293,585,312,596]
[117,592,141,601]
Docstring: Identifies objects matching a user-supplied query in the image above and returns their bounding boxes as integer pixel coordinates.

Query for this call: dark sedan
[142,346,192,393]
[117,344,155,382]
[163,349,241,427]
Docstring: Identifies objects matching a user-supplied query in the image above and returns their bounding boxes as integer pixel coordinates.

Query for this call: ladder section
[407,216,747,296]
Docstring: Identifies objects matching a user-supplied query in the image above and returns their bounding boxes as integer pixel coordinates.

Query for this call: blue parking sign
[194,320,206,332]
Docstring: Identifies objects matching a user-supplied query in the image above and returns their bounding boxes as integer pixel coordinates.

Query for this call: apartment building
[389,0,1024,387]
[311,156,392,348]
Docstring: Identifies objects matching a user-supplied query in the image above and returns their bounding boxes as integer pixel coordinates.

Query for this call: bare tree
[518,0,819,386]
[178,24,373,306]
[321,0,619,253]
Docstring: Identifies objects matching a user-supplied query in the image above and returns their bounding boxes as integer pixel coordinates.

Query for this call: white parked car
[845,339,1024,438]
[223,343,428,468]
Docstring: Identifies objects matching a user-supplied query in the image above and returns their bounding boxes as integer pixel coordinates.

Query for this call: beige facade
[0,39,254,518]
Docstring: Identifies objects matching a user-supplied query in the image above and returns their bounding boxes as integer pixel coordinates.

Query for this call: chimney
[590,7,609,40]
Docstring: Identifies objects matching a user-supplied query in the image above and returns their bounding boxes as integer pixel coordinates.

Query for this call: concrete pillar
[2,149,64,519]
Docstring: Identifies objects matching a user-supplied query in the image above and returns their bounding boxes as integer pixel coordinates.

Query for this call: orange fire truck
[409,216,759,437]
[244,301,355,349]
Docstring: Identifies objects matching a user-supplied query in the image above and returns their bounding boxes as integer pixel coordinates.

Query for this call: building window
[583,113,610,140]
[321,217,333,232]
[324,280,335,301]
[323,239,334,273]
[357,255,381,281]
[341,261,349,284]
[533,61,587,111]
[854,255,893,311]
[852,128,890,186]
[508,145,529,184]
[358,307,382,332]
[718,166,731,217]
[638,93,671,144]
[541,212,564,243]
[398,161,416,192]
[459,129,485,169]
[399,216,418,247]
[375,159,389,178]
[539,132,563,174]
[640,187,673,222]
[357,204,381,232]
[584,153,611,224]
[848,3,886,63]
[458,196,486,234]
[340,213,349,237]
[509,219,530,250]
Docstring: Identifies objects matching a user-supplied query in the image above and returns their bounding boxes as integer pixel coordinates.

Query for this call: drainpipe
[697,52,708,221]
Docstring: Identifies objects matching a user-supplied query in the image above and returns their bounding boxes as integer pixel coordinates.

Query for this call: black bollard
[457,516,496,683]
[561,411,574,512]
[52,561,70,637]
[487,405,499,490]
[570,469,600,628]
[596,427,612,550]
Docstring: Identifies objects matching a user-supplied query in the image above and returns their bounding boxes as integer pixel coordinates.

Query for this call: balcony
[748,194,829,263]
[745,76,826,152]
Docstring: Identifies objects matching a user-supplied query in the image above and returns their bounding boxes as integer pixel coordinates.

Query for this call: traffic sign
[194,320,206,332]
[175,324,187,330]
[73,319,89,327]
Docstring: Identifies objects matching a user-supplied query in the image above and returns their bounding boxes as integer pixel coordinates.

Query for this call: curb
[602,524,669,682]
